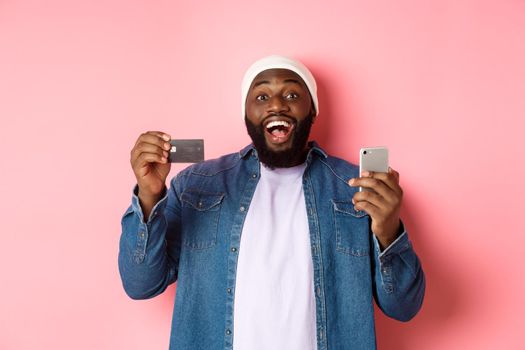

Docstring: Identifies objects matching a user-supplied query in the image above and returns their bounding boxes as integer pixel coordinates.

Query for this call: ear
[310,101,317,122]
[311,106,317,123]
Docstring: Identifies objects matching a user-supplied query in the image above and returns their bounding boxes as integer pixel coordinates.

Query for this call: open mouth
[264,119,295,144]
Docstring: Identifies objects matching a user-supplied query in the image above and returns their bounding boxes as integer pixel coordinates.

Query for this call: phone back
[359,147,389,191]
[359,147,389,173]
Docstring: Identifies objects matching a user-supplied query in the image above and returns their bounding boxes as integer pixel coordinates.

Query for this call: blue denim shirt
[119,142,425,350]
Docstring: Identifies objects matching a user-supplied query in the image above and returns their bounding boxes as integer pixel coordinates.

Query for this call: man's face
[245,68,315,168]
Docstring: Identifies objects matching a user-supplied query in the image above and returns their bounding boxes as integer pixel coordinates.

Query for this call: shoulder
[309,142,359,178]
[320,154,359,175]
[173,143,255,180]
[311,149,360,185]
[168,150,242,194]
[178,151,242,178]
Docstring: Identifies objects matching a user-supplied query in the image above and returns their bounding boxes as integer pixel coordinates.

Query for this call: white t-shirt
[233,163,317,350]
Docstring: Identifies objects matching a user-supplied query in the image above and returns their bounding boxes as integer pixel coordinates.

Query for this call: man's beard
[245,113,315,169]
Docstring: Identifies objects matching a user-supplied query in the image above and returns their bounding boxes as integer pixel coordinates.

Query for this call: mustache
[261,113,296,125]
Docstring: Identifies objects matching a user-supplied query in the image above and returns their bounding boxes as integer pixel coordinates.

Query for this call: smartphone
[359,146,389,192]
[168,139,204,163]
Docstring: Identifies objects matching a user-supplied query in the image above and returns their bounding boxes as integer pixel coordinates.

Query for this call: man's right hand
[130,131,172,219]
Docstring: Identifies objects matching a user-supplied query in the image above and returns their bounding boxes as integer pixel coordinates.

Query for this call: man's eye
[285,93,298,100]
[256,95,268,101]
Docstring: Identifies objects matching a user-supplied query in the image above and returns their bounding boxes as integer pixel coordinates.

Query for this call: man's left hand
[349,167,403,249]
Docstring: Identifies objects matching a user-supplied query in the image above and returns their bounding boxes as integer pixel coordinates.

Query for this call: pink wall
[1,0,524,349]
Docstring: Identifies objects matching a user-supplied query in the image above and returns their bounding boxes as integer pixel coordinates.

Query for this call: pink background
[1,0,524,349]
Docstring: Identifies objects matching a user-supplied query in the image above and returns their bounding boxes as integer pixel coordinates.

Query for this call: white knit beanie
[241,55,319,119]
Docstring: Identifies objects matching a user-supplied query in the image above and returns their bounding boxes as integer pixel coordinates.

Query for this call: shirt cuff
[131,184,169,223]
[373,221,410,258]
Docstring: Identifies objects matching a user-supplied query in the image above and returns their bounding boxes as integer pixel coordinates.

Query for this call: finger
[374,168,403,200]
[359,170,402,196]
[349,176,393,200]
[353,200,381,219]
[388,166,400,180]
[135,142,169,155]
[132,142,169,162]
[146,130,171,141]
[134,134,172,154]
[135,132,171,147]
[353,176,403,207]
[353,190,389,211]
[133,152,168,170]
[134,131,171,148]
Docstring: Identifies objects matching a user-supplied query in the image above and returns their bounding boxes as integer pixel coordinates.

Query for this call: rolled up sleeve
[372,222,426,321]
[118,177,182,300]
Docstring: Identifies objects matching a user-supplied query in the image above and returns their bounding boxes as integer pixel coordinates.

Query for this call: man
[119,55,425,350]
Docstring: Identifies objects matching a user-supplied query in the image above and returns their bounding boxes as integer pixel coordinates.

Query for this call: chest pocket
[181,190,225,250]
[332,200,370,256]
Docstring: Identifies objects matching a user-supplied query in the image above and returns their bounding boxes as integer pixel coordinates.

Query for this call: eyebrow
[253,78,303,88]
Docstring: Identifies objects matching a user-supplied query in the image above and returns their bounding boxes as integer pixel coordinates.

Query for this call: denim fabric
[118,142,425,350]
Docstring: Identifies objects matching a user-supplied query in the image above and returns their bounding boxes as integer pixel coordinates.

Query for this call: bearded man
[119,55,425,350]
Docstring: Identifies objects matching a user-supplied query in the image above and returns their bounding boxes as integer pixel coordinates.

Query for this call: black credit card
[168,139,204,163]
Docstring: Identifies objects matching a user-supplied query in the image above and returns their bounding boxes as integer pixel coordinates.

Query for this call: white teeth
[266,120,290,129]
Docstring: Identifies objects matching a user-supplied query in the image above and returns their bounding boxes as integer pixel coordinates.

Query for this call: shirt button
[227,288,232,294]
[226,329,231,335]
[139,232,145,238]
[198,201,203,208]
[316,286,321,297]
[239,206,245,212]
[252,174,257,178]
[231,247,237,253]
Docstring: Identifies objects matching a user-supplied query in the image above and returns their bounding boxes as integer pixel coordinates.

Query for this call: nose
[267,95,290,114]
